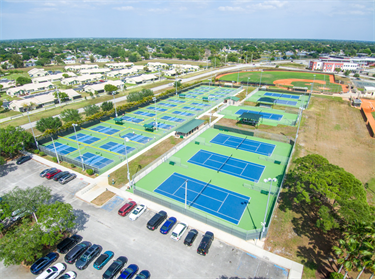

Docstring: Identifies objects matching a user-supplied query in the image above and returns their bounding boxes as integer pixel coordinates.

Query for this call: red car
[118,201,137,216]
[45,169,61,180]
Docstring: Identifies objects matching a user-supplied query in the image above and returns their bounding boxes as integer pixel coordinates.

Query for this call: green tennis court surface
[41,85,242,173]
[135,128,292,232]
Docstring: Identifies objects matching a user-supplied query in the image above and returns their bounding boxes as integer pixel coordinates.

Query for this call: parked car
[36,263,66,279]
[53,171,70,181]
[118,201,137,217]
[160,217,177,234]
[129,204,147,221]
[75,244,102,270]
[16,155,32,165]
[57,235,82,254]
[59,173,77,185]
[184,229,198,246]
[45,169,61,180]
[64,241,92,264]
[197,231,214,256]
[93,251,114,270]
[10,208,33,222]
[147,210,167,231]
[170,222,188,241]
[134,270,150,279]
[30,252,59,275]
[58,271,77,279]
[40,168,57,178]
[102,256,128,279]
[117,264,138,279]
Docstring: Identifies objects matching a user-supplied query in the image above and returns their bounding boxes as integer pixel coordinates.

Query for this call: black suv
[197,231,214,256]
[75,244,102,270]
[184,229,198,246]
[146,210,167,231]
[57,235,82,254]
[64,241,92,264]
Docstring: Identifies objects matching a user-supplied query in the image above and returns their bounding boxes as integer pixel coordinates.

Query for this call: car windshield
[161,225,168,230]
[96,255,106,264]
[137,274,147,279]
[35,258,45,265]
[132,209,139,214]
[49,266,58,273]
[172,232,177,237]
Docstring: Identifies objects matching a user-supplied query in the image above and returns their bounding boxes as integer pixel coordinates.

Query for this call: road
[20,64,253,130]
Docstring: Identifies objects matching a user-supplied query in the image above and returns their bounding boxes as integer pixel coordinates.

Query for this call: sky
[0,0,374,41]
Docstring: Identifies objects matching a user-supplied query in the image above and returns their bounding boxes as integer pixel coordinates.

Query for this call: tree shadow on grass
[72,209,90,232]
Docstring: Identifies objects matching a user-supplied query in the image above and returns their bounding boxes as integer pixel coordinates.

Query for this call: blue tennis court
[149,107,167,112]
[185,94,197,99]
[68,133,100,144]
[161,116,185,123]
[191,102,210,107]
[182,106,202,111]
[275,100,298,106]
[121,132,153,144]
[168,99,185,103]
[159,103,177,107]
[188,150,265,182]
[90,125,119,135]
[172,111,195,117]
[45,142,76,155]
[100,141,135,154]
[134,111,156,117]
[121,116,143,123]
[154,173,250,224]
[75,152,114,169]
[235,109,283,121]
[264,92,300,100]
[147,122,174,130]
[210,133,276,156]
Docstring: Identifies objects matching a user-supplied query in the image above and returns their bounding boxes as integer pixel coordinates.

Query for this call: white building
[84,80,124,94]
[0,80,16,91]
[107,68,139,78]
[105,62,134,69]
[164,70,177,77]
[32,73,77,84]
[125,74,158,85]
[146,62,168,71]
[6,82,55,96]
[28,68,49,78]
[61,74,104,86]
[79,68,111,75]
[64,64,99,72]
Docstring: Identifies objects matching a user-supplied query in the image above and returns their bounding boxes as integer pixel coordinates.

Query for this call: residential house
[32,72,77,84]
[79,68,111,75]
[28,68,49,78]
[84,80,124,94]
[105,62,134,69]
[61,74,104,86]
[64,64,99,72]
[6,82,55,96]
[125,74,158,85]
[146,62,168,71]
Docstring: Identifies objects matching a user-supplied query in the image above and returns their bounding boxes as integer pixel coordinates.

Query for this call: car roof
[173,223,187,232]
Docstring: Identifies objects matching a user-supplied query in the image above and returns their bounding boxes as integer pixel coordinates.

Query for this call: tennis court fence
[39,145,100,174]
[134,186,266,240]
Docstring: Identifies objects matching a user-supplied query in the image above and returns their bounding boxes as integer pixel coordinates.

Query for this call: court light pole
[112,91,118,117]
[122,136,131,187]
[152,97,158,130]
[50,136,60,164]
[72,123,85,171]
[26,107,38,149]
[260,178,277,240]
[237,57,240,84]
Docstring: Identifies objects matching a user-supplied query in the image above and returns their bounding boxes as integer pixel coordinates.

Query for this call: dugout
[224,96,240,105]
[179,94,186,98]
[238,112,261,126]
[256,97,276,108]
[143,123,155,132]
[114,117,123,125]
[293,86,308,93]
[175,119,205,138]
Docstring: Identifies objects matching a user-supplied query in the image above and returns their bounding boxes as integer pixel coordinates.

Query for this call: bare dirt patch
[91,191,116,206]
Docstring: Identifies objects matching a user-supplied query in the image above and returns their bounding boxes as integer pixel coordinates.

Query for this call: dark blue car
[30,252,58,275]
[117,264,138,279]
[160,217,177,234]
[134,270,150,279]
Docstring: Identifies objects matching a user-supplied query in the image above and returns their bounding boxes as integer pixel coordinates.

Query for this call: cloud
[114,6,134,11]
[248,0,288,10]
[148,8,169,12]
[218,6,245,12]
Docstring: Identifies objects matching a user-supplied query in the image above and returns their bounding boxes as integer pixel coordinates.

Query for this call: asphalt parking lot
[0,159,289,279]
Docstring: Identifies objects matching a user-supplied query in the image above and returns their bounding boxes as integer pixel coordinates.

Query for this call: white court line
[216,194,229,212]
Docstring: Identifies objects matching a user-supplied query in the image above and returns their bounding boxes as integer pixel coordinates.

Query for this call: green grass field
[220,105,299,127]
[219,71,344,93]
[135,128,292,232]
[41,85,241,173]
